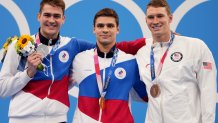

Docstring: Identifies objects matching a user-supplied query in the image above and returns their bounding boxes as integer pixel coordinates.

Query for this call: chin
[100,41,111,46]
[48,31,58,35]
[100,39,109,42]
[153,31,162,35]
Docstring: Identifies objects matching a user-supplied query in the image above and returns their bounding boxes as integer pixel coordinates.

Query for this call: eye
[96,23,105,28]
[157,14,164,18]
[147,15,154,19]
[43,13,51,18]
[43,13,62,19]
[107,24,115,28]
[53,14,61,19]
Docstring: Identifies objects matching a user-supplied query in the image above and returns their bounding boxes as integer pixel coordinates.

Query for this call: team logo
[114,67,126,79]
[170,52,183,62]
[59,51,69,63]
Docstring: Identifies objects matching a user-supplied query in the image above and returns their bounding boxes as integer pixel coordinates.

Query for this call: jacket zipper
[48,56,54,95]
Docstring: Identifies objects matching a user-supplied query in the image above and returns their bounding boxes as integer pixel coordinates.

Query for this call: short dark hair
[146,0,171,15]
[39,0,65,15]
[93,8,119,26]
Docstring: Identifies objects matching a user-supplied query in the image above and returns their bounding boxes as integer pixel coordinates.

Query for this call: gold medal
[99,97,105,110]
[150,84,161,98]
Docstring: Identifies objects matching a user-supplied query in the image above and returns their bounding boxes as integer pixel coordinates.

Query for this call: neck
[97,42,116,53]
[153,31,171,44]
[38,29,59,46]
[96,43,116,58]
[40,29,58,40]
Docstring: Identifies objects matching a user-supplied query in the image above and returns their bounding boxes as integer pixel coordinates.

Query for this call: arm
[0,42,32,97]
[68,52,84,90]
[131,80,148,102]
[116,38,146,55]
[74,38,95,53]
[130,60,148,102]
[196,41,216,123]
[68,38,94,91]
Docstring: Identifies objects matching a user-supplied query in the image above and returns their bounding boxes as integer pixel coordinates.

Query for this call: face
[37,4,65,39]
[93,16,119,47]
[146,6,172,37]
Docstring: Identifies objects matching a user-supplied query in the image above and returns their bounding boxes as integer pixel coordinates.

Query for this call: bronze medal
[150,84,161,98]
[99,97,105,110]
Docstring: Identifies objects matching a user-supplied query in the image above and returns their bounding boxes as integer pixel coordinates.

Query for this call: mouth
[45,23,57,29]
[100,35,110,39]
[152,25,161,31]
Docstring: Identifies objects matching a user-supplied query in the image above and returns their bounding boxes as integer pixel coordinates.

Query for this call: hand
[26,52,42,78]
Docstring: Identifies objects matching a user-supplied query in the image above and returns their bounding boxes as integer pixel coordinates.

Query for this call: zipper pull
[48,39,52,46]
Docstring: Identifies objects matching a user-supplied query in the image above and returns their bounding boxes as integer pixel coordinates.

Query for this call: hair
[39,0,65,15]
[146,0,171,15]
[93,8,119,26]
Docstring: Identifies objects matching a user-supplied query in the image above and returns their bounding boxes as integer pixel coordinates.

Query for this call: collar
[96,44,116,58]
[38,28,60,46]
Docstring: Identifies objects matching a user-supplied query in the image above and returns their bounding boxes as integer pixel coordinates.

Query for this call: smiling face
[93,16,119,52]
[37,4,65,39]
[146,6,172,41]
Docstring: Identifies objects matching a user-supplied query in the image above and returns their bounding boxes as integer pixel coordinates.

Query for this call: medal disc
[99,97,105,110]
[150,84,161,98]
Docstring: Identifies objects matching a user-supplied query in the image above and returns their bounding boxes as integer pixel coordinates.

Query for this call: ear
[37,13,41,22]
[93,26,96,34]
[169,14,173,23]
[145,16,147,23]
[62,15,66,24]
[117,26,120,34]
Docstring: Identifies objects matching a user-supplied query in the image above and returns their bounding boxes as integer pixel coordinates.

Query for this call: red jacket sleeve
[116,38,146,55]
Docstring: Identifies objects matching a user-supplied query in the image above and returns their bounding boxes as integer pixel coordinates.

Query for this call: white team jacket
[72,48,148,123]
[0,35,75,123]
[136,35,217,123]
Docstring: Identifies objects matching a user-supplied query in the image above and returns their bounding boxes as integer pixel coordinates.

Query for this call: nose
[153,16,159,24]
[48,16,55,24]
[102,26,109,33]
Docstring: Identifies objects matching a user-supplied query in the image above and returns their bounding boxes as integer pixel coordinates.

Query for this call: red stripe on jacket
[78,96,134,123]
[22,76,70,107]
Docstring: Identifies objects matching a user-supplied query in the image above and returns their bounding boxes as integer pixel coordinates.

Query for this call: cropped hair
[39,0,65,15]
[93,8,119,26]
[146,0,171,15]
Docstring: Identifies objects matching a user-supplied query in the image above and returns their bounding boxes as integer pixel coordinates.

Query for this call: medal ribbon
[94,48,118,98]
[35,33,60,56]
[150,32,175,81]
[35,33,60,76]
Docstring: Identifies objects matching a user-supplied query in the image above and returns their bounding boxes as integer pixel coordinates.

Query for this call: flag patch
[203,62,212,70]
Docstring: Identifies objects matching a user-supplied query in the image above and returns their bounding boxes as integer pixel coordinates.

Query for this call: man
[0,0,146,123]
[71,8,148,123]
[0,0,90,122]
[136,0,217,123]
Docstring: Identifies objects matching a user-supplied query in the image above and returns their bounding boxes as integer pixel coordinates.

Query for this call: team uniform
[0,30,146,123]
[72,46,148,123]
[0,32,94,123]
[136,35,217,123]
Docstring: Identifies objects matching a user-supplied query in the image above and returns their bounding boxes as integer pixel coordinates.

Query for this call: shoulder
[74,48,94,61]
[137,38,152,54]
[117,50,136,63]
[73,49,94,70]
[59,36,80,48]
[175,35,208,48]
[175,35,203,43]
[60,36,73,43]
